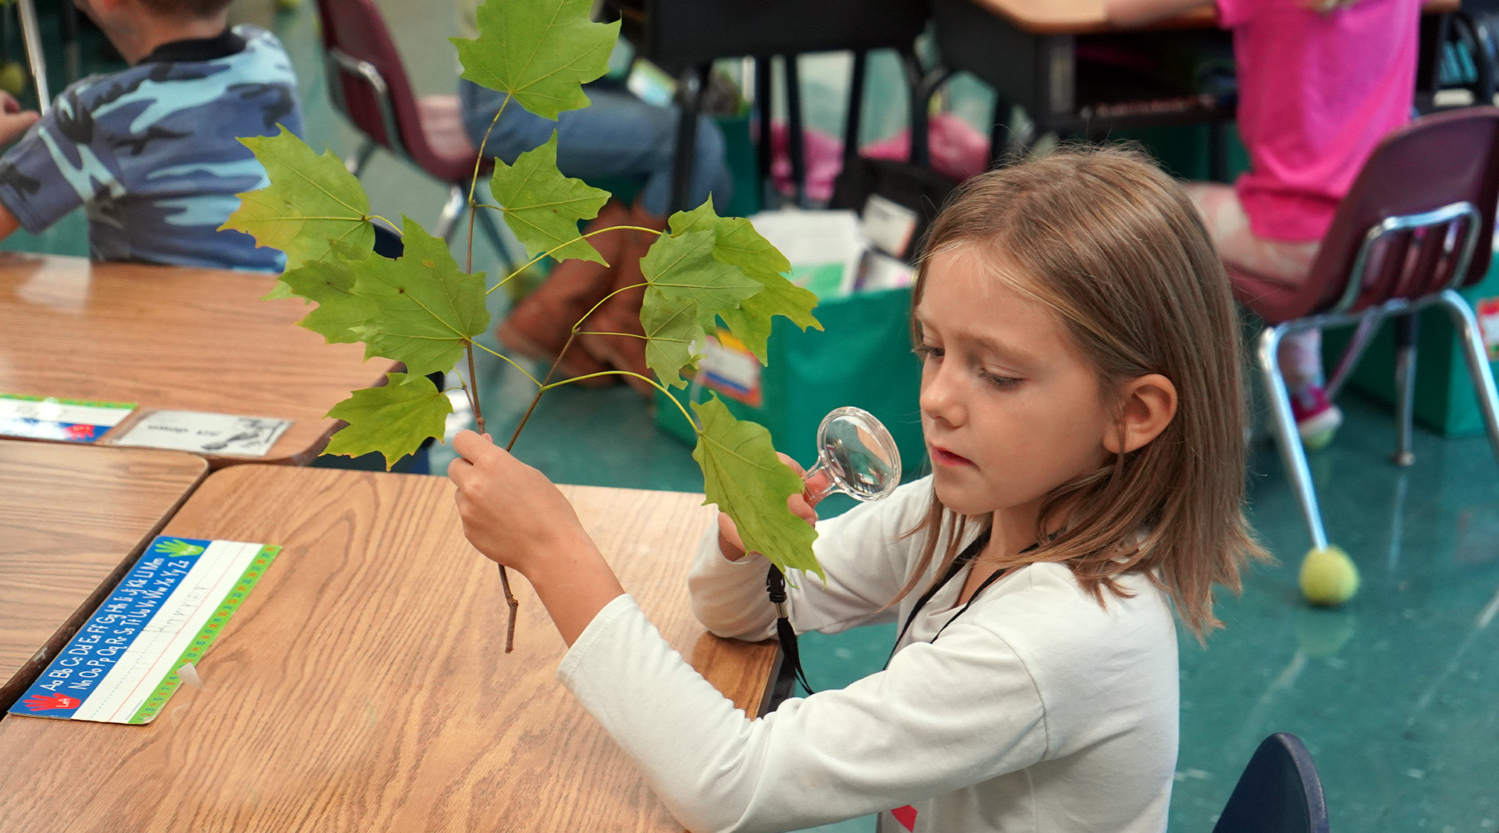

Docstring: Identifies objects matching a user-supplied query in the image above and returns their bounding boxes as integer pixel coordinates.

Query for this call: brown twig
[491,330,583,653]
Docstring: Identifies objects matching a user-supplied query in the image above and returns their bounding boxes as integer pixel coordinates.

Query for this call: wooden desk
[934,0,1461,155]
[0,440,207,711]
[0,465,778,832]
[0,254,393,466]
[606,0,930,208]
[970,0,1457,33]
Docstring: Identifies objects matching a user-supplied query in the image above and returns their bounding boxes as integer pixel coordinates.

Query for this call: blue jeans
[458,77,732,218]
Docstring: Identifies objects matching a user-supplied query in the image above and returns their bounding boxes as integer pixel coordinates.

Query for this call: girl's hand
[717,453,830,561]
[447,429,592,577]
[448,430,626,646]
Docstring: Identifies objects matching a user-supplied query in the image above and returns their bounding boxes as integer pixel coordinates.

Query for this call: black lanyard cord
[768,532,1032,694]
[765,565,816,695]
[885,532,1037,669]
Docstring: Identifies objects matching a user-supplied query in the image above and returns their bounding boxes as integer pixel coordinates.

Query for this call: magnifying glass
[801,406,901,502]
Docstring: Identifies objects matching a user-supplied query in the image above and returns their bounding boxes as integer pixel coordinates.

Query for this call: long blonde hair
[899,146,1269,640]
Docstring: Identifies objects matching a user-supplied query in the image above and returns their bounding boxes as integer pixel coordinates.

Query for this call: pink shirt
[1218,0,1421,241]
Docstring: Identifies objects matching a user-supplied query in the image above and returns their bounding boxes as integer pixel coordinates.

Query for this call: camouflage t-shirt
[0,25,301,272]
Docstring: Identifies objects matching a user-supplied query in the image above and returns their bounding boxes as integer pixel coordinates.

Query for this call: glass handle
[802,461,837,500]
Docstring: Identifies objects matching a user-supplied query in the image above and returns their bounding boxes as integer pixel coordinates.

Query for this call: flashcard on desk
[112,410,291,456]
[9,537,281,724]
[0,393,135,442]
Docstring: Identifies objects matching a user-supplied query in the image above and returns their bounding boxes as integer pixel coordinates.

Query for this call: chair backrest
[1306,107,1499,316]
[1211,733,1329,833]
[313,0,427,159]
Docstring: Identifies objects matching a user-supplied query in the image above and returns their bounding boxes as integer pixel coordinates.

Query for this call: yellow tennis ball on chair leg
[0,62,27,97]
[1299,545,1359,606]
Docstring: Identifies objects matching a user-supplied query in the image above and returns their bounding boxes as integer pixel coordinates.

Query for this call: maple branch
[496,565,518,652]
[495,311,588,655]
[486,227,664,296]
[464,342,485,436]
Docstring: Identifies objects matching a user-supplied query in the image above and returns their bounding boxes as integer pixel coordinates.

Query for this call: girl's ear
[1103,373,1178,455]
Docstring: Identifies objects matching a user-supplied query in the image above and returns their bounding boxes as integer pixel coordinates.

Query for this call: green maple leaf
[669,202,822,361]
[639,229,760,388]
[222,126,374,272]
[324,373,453,470]
[640,289,705,391]
[279,239,376,344]
[691,396,821,579]
[489,132,611,264]
[352,217,491,378]
[453,0,619,121]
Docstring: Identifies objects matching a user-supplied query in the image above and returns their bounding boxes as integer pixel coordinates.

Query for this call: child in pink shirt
[1107,0,1422,449]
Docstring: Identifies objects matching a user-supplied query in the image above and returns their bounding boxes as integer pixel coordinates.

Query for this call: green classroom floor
[6,2,1497,831]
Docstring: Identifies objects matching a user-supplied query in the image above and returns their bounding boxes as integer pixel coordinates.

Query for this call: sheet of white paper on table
[112,410,291,456]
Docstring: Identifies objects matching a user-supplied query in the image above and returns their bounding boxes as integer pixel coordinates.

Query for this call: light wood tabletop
[0,253,394,466]
[971,0,1458,33]
[0,465,778,832]
[0,440,208,711]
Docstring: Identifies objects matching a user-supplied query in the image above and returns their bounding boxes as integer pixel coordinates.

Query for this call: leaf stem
[470,341,543,388]
[486,227,664,296]
[466,94,511,277]
[469,94,511,207]
[575,281,650,325]
[540,371,699,435]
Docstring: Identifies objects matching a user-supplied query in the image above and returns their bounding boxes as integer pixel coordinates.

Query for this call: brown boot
[497,200,631,385]
[579,203,666,396]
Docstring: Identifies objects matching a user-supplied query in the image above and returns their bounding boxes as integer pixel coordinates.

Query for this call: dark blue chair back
[1212,733,1329,833]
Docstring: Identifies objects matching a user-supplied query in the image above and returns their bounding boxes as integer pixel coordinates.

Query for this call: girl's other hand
[717,452,829,561]
[448,429,592,577]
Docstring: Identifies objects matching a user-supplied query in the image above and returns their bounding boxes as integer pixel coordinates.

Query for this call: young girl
[1107,0,1423,449]
[448,147,1268,833]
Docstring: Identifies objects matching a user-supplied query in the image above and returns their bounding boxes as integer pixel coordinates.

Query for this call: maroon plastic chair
[1231,107,1499,557]
[313,0,509,261]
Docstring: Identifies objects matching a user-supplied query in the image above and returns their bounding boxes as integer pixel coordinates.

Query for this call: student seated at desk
[0,0,302,272]
[451,148,1268,833]
[456,0,734,393]
[1107,0,1421,450]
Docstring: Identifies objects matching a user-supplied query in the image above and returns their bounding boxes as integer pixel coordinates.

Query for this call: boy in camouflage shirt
[0,0,301,271]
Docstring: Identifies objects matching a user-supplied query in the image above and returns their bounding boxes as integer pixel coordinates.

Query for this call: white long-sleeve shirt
[558,476,1179,833]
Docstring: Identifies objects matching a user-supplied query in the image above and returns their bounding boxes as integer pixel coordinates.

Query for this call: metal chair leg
[345,140,377,177]
[1437,289,1499,461]
[1392,313,1419,467]
[434,184,466,243]
[669,63,711,214]
[1260,325,1331,551]
[17,0,48,112]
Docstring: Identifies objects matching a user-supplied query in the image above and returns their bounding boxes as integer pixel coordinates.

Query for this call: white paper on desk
[112,410,291,456]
